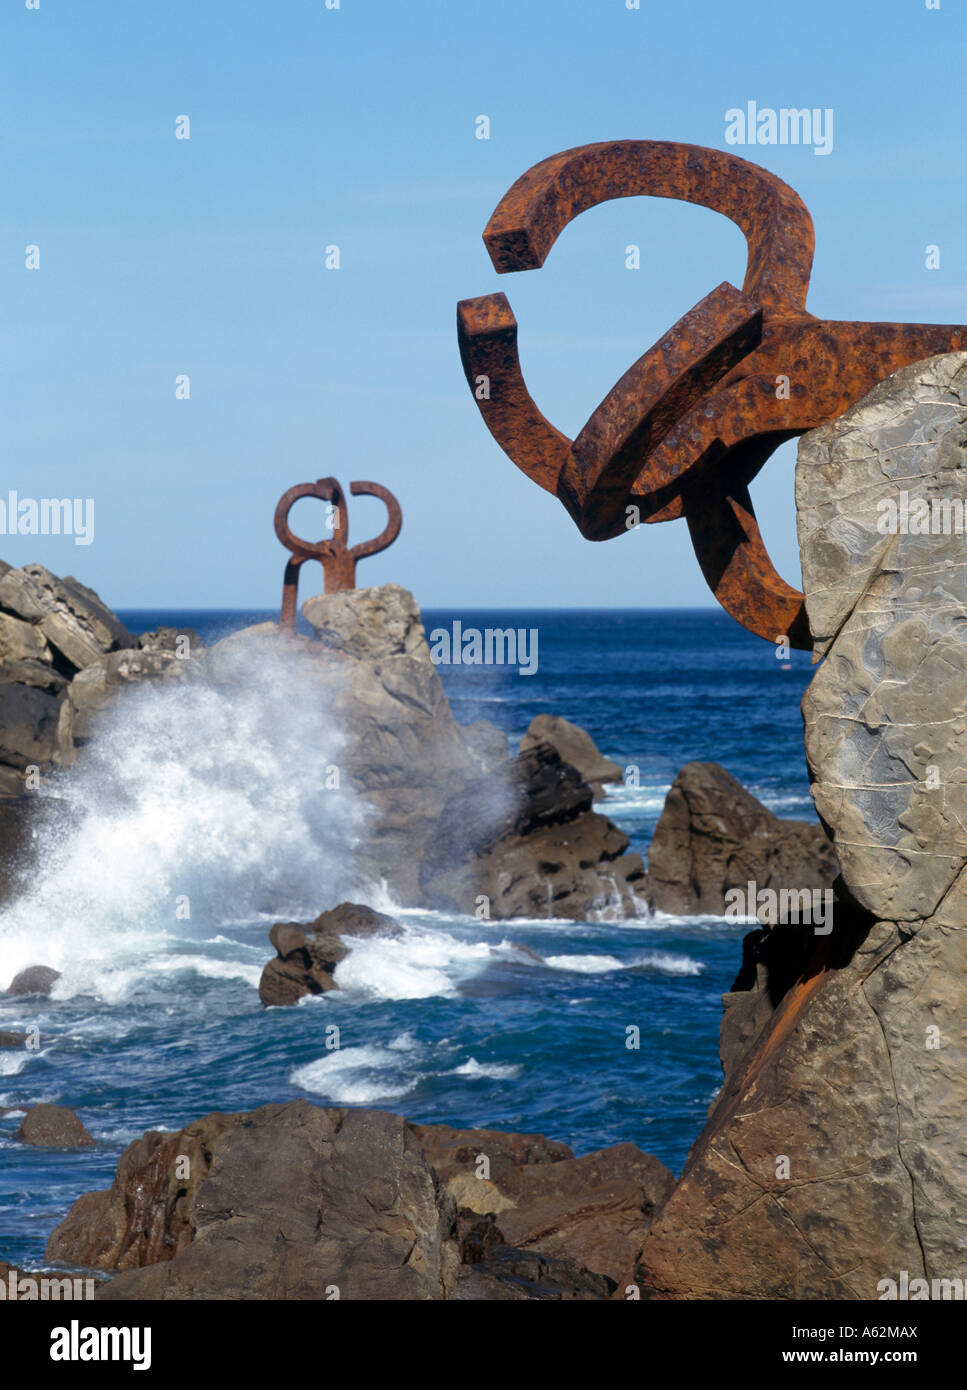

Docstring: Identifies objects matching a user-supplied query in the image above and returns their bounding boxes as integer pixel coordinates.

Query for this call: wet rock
[7,964,61,996]
[644,761,838,916]
[520,713,621,799]
[16,1105,94,1148]
[419,742,647,919]
[259,902,402,1007]
[0,1030,27,1047]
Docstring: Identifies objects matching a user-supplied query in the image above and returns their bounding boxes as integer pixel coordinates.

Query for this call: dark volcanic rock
[259,902,401,1006]
[7,964,61,996]
[519,713,622,799]
[419,743,647,920]
[645,760,838,915]
[16,1105,94,1148]
[0,1030,27,1047]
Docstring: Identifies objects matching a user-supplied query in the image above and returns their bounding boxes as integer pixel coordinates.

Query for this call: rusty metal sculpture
[457,141,967,648]
[274,477,401,631]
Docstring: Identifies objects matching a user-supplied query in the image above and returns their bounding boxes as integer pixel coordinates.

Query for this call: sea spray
[0,632,367,998]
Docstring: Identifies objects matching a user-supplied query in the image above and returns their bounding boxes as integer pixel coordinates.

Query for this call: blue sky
[2,0,964,612]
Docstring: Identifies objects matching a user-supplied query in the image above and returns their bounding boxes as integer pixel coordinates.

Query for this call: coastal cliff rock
[44,1101,671,1299]
[639,353,967,1300]
[644,760,838,916]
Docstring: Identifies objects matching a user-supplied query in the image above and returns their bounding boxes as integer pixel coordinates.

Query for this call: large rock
[259,902,402,1006]
[46,1102,671,1299]
[50,1103,461,1300]
[419,742,647,919]
[7,963,61,996]
[799,351,967,923]
[0,565,134,673]
[16,1105,94,1148]
[220,588,647,918]
[519,714,622,799]
[644,761,838,915]
[638,353,967,1300]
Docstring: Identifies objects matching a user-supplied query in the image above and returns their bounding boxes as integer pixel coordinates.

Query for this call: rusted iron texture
[457,141,967,648]
[274,477,402,631]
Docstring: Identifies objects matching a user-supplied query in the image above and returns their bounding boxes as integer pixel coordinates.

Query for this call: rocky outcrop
[16,1105,94,1148]
[6,964,61,996]
[0,562,203,785]
[519,714,622,800]
[644,760,838,915]
[45,1102,671,1300]
[419,741,646,919]
[223,585,648,920]
[414,1123,674,1284]
[259,902,402,1006]
[638,353,967,1300]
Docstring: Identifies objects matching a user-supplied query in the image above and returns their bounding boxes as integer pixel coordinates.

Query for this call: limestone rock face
[0,565,134,673]
[639,353,967,1300]
[644,761,837,916]
[799,352,967,923]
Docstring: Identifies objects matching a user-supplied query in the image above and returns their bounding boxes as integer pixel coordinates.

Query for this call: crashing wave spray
[0,632,367,998]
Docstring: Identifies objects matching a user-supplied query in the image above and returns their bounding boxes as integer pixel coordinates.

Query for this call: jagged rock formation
[519,713,622,800]
[639,352,967,1300]
[419,741,646,919]
[294,584,649,919]
[0,561,202,791]
[44,1101,672,1299]
[644,760,838,915]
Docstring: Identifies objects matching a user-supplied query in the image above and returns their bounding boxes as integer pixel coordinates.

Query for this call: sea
[0,607,820,1269]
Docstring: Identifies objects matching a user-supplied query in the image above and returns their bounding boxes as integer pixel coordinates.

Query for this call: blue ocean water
[0,608,820,1269]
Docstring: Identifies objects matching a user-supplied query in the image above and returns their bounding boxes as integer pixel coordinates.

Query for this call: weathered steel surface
[274,477,402,631]
[457,140,967,647]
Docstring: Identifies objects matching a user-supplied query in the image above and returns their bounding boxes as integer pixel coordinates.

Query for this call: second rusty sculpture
[274,477,402,631]
[457,141,967,648]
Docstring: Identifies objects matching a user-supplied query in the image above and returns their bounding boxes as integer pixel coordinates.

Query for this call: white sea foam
[0,636,365,1000]
[452,1057,521,1080]
[333,927,495,1000]
[543,949,703,976]
[290,1037,421,1104]
[543,953,625,974]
